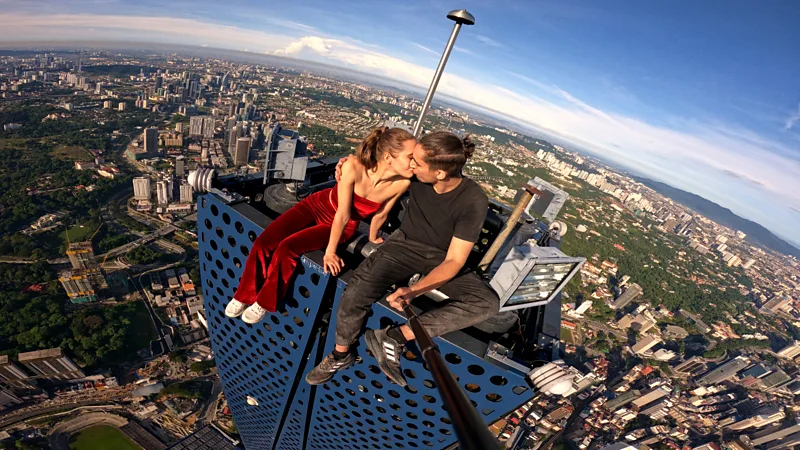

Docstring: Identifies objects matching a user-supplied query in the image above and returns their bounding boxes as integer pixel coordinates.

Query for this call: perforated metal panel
[199,194,332,450]
[306,283,533,449]
[199,194,535,450]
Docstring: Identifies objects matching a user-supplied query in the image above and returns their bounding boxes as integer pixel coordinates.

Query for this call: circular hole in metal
[467,364,485,376]
[215,227,224,238]
[422,395,436,404]
[371,380,383,389]
[423,380,435,389]
[248,230,257,243]
[228,236,236,247]
[490,375,508,386]
[486,393,502,403]
[388,390,400,398]
[233,257,242,268]
[444,353,461,364]
[405,399,417,408]
[240,245,249,256]
[422,408,435,416]
[404,385,418,394]
[234,221,244,234]
[204,218,212,229]
[465,383,481,393]
[403,369,416,379]
[210,204,219,216]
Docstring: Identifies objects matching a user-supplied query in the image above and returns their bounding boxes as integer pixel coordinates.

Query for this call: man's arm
[386,236,473,309]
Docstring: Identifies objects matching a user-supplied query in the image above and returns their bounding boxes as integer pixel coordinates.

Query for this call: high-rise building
[144,127,159,156]
[103,100,113,109]
[698,356,750,385]
[17,348,84,382]
[156,180,170,205]
[154,75,163,90]
[176,122,185,134]
[612,283,642,310]
[118,102,126,111]
[133,177,151,201]
[234,137,251,167]
[228,124,243,155]
[777,341,800,360]
[743,258,756,270]
[0,355,32,389]
[180,183,193,204]
[632,335,661,355]
[189,116,215,139]
[175,156,185,177]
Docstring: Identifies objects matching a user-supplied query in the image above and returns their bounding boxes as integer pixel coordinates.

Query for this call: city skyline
[0,0,798,246]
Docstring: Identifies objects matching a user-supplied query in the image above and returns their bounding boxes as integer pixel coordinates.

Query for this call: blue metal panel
[198,194,332,450]
[275,332,322,450]
[306,281,533,449]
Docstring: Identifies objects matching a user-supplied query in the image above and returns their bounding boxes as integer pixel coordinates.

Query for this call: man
[306,131,499,387]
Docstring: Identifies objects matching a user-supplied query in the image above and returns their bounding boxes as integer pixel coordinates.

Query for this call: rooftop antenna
[412,9,475,138]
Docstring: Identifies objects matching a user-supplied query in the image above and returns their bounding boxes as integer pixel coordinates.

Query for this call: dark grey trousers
[334,230,500,348]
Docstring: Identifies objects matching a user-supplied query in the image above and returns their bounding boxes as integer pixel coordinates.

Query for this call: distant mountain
[634,177,800,259]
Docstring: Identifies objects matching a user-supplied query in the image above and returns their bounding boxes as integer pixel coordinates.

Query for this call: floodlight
[489,243,585,312]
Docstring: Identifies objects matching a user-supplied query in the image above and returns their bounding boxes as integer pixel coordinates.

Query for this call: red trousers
[233,189,359,312]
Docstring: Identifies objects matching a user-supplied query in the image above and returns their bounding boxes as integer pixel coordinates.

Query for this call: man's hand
[369,236,384,245]
[386,287,413,312]
[334,156,352,182]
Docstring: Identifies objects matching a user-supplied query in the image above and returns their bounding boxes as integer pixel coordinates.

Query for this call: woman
[225,127,416,324]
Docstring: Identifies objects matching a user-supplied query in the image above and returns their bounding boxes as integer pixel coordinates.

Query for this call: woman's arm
[324,160,356,275]
[368,180,410,243]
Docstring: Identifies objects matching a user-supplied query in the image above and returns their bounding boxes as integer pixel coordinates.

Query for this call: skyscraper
[133,177,151,201]
[144,127,159,156]
[180,183,193,203]
[17,348,84,382]
[234,137,251,167]
[156,180,169,205]
[612,283,642,310]
[154,75,163,90]
[175,156,185,177]
[228,124,243,155]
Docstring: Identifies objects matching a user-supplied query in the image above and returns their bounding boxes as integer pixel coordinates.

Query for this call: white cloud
[785,103,800,131]
[476,34,503,48]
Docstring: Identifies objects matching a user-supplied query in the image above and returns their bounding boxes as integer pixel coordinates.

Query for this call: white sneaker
[225,299,248,318]
[242,303,269,324]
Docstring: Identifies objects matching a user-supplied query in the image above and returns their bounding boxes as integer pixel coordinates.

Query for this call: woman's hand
[370,236,384,245]
[323,251,345,276]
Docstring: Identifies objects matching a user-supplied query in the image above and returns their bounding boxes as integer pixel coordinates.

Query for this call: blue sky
[1,0,799,247]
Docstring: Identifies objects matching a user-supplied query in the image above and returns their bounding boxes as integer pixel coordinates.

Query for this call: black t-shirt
[399,178,488,251]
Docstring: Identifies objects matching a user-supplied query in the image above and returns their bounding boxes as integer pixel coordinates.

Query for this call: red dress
[233,184,383,312]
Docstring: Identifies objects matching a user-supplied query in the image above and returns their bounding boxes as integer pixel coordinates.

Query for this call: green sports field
[68,425,141,450]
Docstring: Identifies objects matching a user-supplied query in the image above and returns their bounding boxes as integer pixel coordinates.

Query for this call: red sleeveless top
[328,183,383,221]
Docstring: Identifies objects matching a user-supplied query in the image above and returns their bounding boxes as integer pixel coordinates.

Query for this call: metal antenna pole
[413,9,475,138]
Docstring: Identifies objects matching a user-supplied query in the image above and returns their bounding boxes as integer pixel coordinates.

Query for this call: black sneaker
[305,352,358,385]
[365,328,407,387]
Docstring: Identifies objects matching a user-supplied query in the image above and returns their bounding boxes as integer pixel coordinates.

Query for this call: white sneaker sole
[224,300,247,318]
[242,310,267,324]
